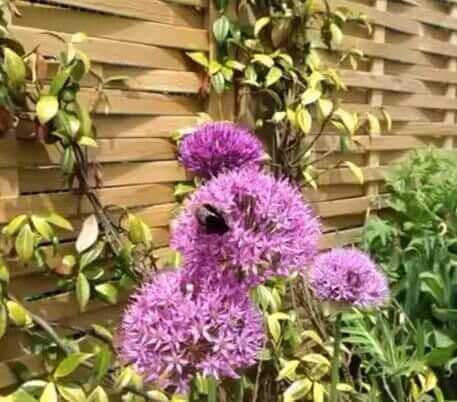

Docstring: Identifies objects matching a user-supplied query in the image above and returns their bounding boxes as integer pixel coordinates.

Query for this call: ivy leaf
[15,223,35,264]
[76,273,91,312]
[213,16,230,44]
[296,107,312,134]
[265,66,282,87]
[31,215,54,241]
[254,17,270,36]
[76,214,99,253]
[186,52,209,68]
[344,161,364,185]
[57,384,86,402]
[95,283,118,305]
[301,88,321,106]
[2,214,28,237]
[54,352,93,379]
[36,96,59,124]
[4,48,26,89]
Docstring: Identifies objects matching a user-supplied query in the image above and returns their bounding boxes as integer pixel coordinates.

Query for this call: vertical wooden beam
[443,4,457,150]
[366,0,386,216]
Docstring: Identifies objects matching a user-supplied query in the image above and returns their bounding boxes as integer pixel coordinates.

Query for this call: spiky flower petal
[309,248,389,308]
[171,168,321,287]
[178,122,264,179]
[118,270,264,392]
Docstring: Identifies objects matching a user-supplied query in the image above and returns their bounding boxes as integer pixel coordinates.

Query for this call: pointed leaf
[296,107,312,134]
[6,300,31,327]
[40,383,58,402]
[344,161,364,185]
[301,88,321,106]
[15,223,35,263]
[187,52,209,68]
[265,66,282,87]
[31,216,54,241]
[95,283,118,305]
[45,213,73,231]
[76,214,99,253]
[54,352,93,379]
[76,273,91,312]
[4,48,26,88]
[255,17,270,36]
[213,16,230,44]
[36,96,59,124]
[87,387,109,402]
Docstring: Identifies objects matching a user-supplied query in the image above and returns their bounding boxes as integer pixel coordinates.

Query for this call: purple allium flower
[178,122,264,179]
[309,248,389,308]
[118,269,264,392]
[171,168,321,287]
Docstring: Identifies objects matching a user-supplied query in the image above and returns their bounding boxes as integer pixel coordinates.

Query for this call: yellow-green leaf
[45,213,73,231]
[265,66,282,87]
[255,17,271,36]
[277,360,300,381]
[301,88,321,106]
[71,32,88,43]
[0,302,8,339]
[36,96,59,124]
[301,353,331,366]
[382,108,392,131]
[6,300,31,327]
[187,52,209,68]
[252,54,275,68]
[76,273,91,312]
[283,379,312,402]
[95,283,118,304]
[78,136,98,147]
[58,384,86,402]
[336,383,355,393]
[344,161,364,185]
[334,108,356,135]
[296,107,312,134]
[330,23,343,47]
[2,214,28,237]
[40,383,58,402]
[15,223,35,264]
[87,386,108,402]
[31,215,54,241]
[313,382,325,402]
[54,352,93,379]
[4,48,26,89]
[366,112,381,135]
[317,98,333,120]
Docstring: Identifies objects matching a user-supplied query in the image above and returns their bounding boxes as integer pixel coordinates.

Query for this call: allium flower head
[118,269,264,392]
[309,248,389,308]
[178,122,264,178]
[171,168,321,287]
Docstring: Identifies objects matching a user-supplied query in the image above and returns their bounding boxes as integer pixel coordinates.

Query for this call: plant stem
[234,377,244,402]
[207,377,217,402]
[330,312,343,402]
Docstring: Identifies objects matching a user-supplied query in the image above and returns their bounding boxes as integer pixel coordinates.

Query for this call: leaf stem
[330,312,343,402]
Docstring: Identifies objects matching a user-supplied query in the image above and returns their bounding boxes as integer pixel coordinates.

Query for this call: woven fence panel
[0,0,207,388]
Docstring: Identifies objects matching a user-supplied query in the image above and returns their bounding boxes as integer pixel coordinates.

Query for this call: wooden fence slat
[15,3,209,51]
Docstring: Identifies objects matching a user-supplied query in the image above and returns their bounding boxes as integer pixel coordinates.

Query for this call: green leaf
[6,300,31,327]
[296,107,312,134]
[57,384,86,402]
[79,242,105,270]
[187,52,209,68]
[40,383,58,402]
[45,213,73,231]
[211,72,225,94]
[36,96,59,124]
[366,112,381,135]
[334,108,357,135]
[4,48,26,89]
[0,302,8,339]
[94,345,113,382]
[3,214,28,237]
[225,59,245,71]
[128,214,153,248]
[174,183,195,197]
[61,147,75,174]
[344,161,364,185]
[31,215,54,241]
[277,360,300,381]
[4,389,37,402]
[91,324,113,343]
[330,23,343,47]
[265,66,282,87]
[54,352,93,379]
[317,98,333,120]
[252,54,275,68]
[76,214,99,253]
[213,16,230,44]
[147,390,169,402]
[255,17,270,36]
[78,136,98,147]
[76,101,92,137]
[432,305,457,321]
[313,382,325,402]
[49,68,71,96]
[76,273,91,312]
[381,108,392,131]
[87,387,109,402]
[15,223,35,264]
[301,353,330,366]
[95,283,118,304]
[283,379,312,402]
[301,88,321,106]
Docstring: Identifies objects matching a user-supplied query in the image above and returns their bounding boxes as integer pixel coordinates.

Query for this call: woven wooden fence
[0,0,456,392]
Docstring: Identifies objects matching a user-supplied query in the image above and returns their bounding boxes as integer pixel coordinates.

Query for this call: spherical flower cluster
[309,248,389,308]
[178,122,264,179]
[118,269,264,392]
[171,168,321,287]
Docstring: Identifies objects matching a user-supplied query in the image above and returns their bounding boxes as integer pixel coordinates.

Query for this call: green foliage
[361,149,457,399]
